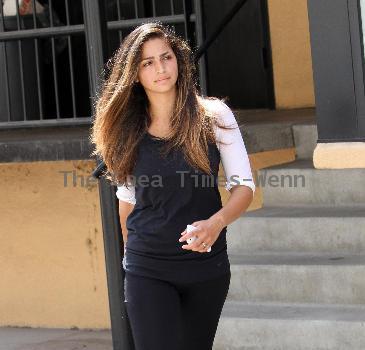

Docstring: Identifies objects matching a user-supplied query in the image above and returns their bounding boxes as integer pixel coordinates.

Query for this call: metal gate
[0,0,205,128]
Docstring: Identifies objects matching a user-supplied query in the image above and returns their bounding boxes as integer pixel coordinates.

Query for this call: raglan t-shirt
[116,98,255,284]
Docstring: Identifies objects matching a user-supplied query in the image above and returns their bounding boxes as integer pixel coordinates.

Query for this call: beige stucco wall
[0,146,297,328]
[267,0,315,109]
[0,160,110,329]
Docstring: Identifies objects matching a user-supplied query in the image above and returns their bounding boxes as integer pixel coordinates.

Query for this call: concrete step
[227,108,317,155]
[227,253,365,304]
[227,206,365,254]
[240,121,294,154]
[292,123,318,160]
[257,160,365,207]
[214,301,365,350]
[235,107,316,125]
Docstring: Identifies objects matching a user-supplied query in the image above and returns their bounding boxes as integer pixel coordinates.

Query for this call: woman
[90,22,255,350]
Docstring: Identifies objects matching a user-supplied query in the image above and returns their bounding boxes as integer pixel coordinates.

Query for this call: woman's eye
[142,55,171,67]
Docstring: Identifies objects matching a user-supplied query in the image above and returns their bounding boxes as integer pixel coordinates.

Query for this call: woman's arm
[209,185,254,231]
[180,100,255,252]
[209,99,256,228]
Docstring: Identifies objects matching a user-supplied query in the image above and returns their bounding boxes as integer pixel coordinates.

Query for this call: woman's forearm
[209,185,254,230]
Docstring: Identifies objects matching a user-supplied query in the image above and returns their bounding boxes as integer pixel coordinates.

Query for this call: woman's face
[137,37,178,94]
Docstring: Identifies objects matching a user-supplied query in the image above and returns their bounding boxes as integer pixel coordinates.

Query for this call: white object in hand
[186,224,211,252]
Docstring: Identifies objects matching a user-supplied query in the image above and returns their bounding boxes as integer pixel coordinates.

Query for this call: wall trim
[313,142,365,168]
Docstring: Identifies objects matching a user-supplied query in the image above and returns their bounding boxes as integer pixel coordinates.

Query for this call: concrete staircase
[214,122,365,349]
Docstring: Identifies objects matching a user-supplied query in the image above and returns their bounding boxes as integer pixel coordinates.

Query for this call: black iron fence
[0,0,205,128]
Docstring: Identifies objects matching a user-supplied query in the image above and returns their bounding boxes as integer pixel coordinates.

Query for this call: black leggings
[124,271,231,350]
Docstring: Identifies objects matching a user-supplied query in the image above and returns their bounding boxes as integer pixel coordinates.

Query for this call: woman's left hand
[178,217,225,253]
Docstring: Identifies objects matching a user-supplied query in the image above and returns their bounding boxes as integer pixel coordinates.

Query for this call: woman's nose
[156,61,166,73]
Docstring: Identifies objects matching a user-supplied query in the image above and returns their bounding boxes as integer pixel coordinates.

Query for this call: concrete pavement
[0,327,112,350]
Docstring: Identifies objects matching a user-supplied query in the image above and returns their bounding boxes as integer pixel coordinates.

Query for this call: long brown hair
[90,21,233,186]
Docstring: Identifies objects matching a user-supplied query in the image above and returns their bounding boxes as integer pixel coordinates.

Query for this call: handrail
[92,0,249,179]
[194,0,248,61]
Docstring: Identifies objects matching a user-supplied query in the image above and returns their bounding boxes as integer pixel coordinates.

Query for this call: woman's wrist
[208,213,226,232]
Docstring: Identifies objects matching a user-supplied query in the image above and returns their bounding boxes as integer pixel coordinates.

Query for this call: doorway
[202,0,274,109]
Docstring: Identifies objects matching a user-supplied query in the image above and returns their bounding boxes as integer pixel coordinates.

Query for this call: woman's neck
[146,89,176,126]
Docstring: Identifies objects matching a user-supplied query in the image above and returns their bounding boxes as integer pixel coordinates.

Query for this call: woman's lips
[155,77,170,83]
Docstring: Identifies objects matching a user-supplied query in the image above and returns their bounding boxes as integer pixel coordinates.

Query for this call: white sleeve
[213,100,256,194]
[116,182,136,204]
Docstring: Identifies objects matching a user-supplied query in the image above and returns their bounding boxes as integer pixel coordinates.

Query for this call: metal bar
[117,0,122,20]
[116,0,123,42]
[15,0,27,120]
[193,0,207,95]
[50,37,60,118]
[0,43,11,122]
[17,46,27,120]
[30,0,44,119]
[15,0,21,30]
[82,1,134,349]
[152,0,157,17]
[0,15,192,42]
[33,0,43,119]
[49,0,54,27]
[65,0,71,25]
[0,25,85,41]
[67,36,77,118]
[0,4,11,122]
[134,0,139,18]
[49,0,60,119]
[182,0,192,39]
[0,118,91,129]
[65,0,77,118]
[31,0,38,29]
[34,36,44,119]
[0,0,5,31]
[18,40,27,120]
[195,0,249,59]
[170,0,175,15]
[107,14,190,29]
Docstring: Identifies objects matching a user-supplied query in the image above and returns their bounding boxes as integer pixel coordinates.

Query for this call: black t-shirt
[122,132,230,283]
